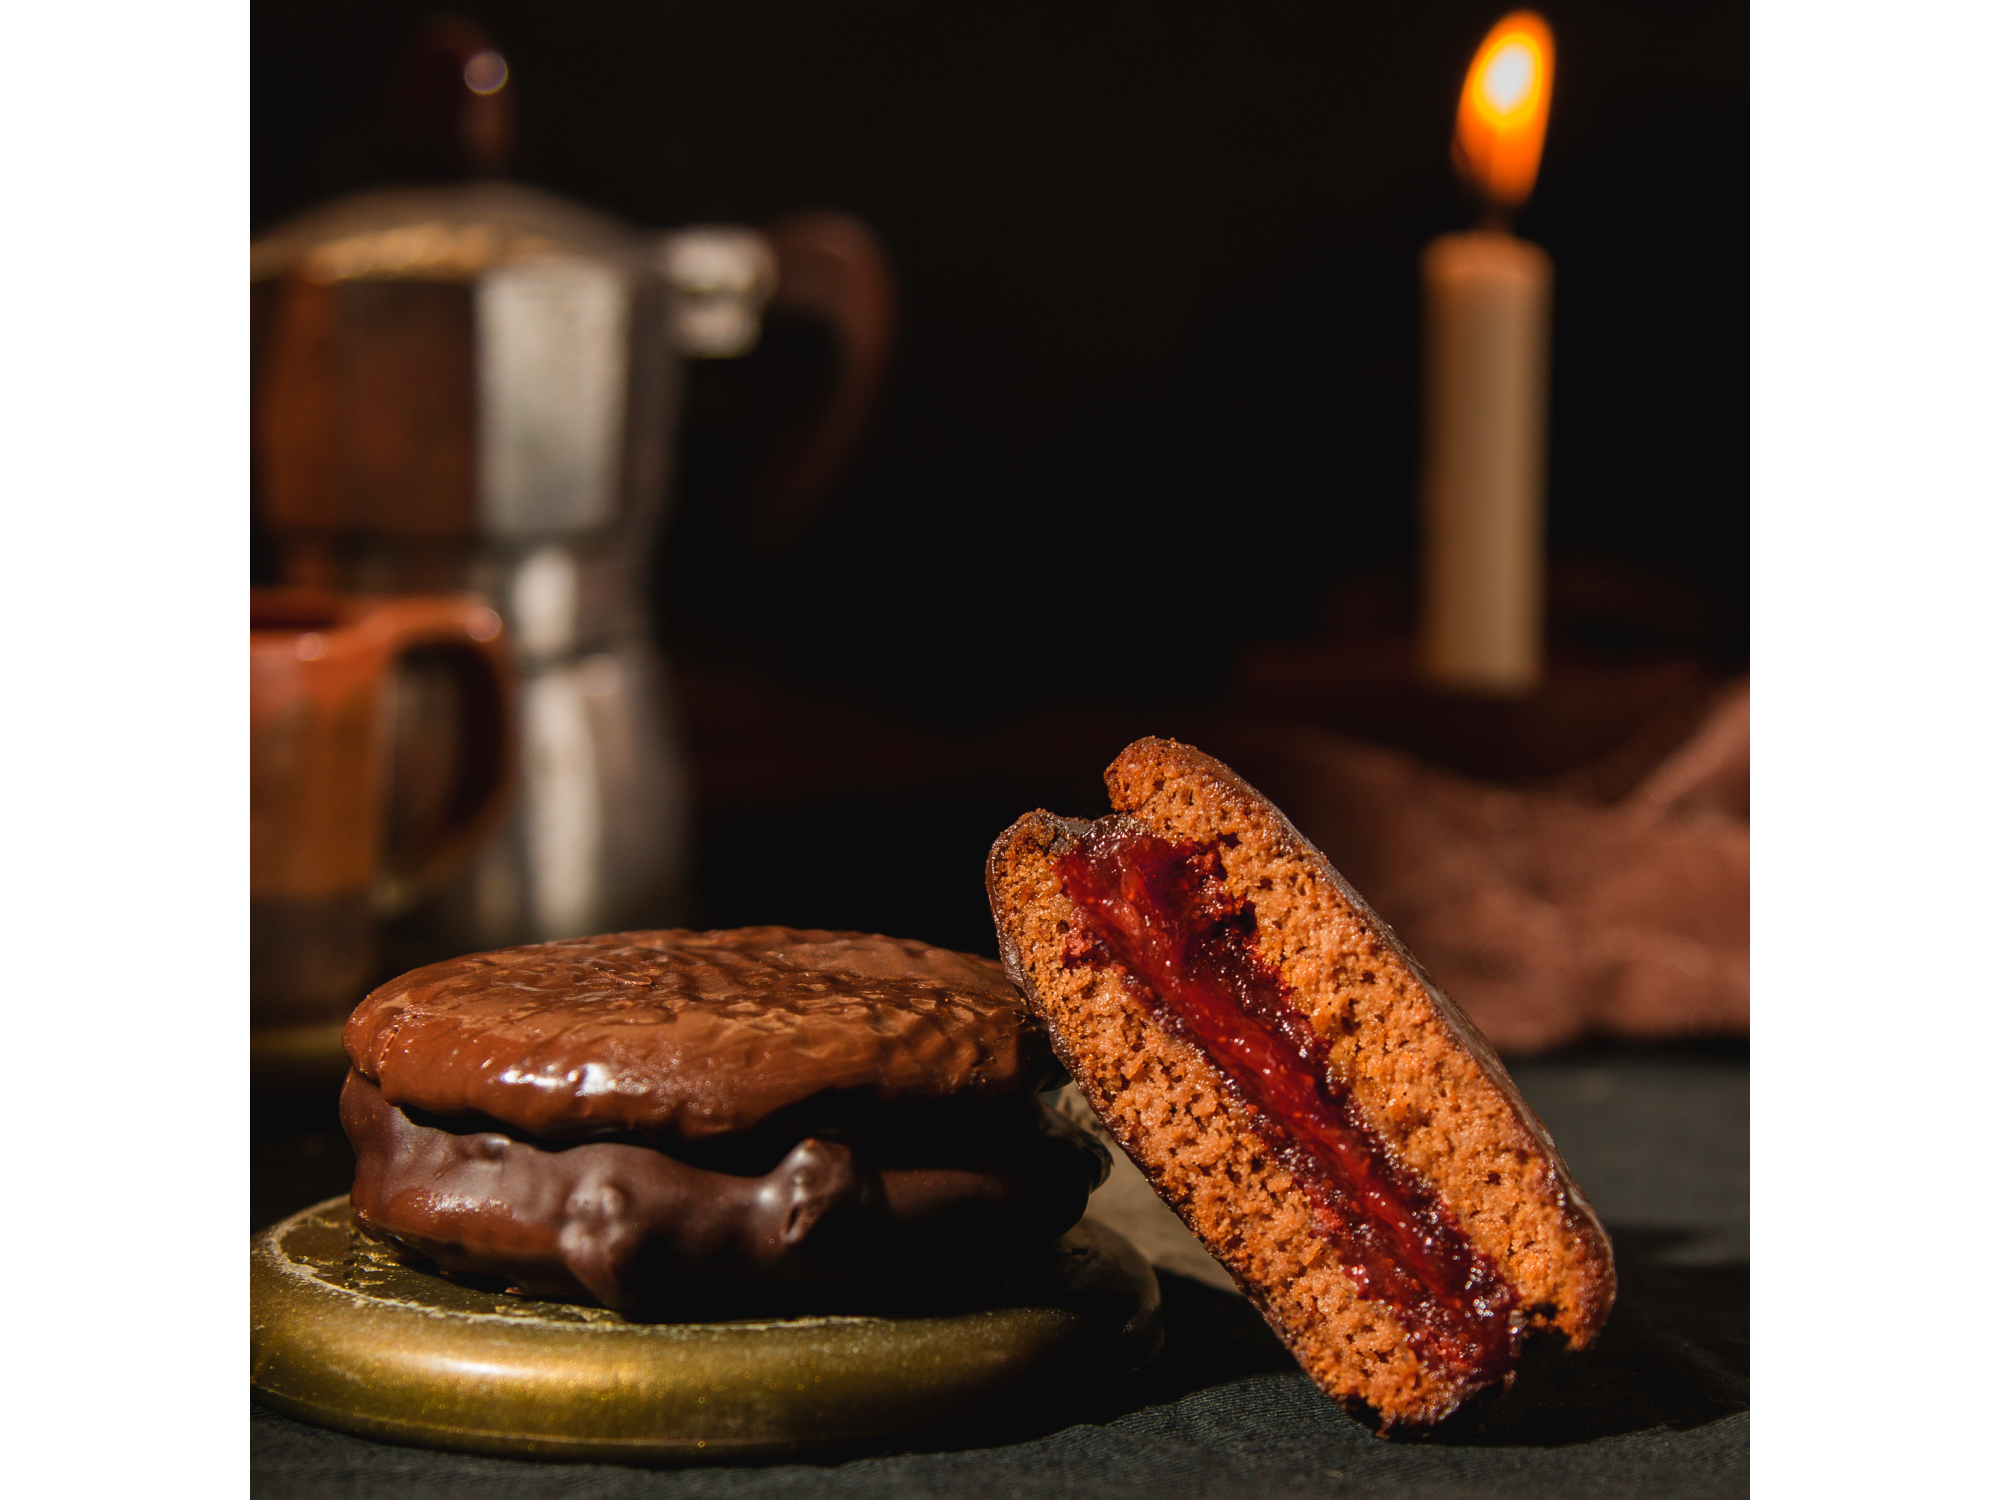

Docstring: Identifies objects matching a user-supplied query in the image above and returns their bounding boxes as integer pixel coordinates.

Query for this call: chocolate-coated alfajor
[340,928,1108,1309]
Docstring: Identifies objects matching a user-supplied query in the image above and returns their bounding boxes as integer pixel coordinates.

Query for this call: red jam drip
[1056,827,1517,1384]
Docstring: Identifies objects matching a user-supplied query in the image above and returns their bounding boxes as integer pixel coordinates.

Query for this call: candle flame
[1453,12,1554,212]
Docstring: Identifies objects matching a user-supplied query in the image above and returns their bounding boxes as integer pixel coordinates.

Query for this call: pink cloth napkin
[1215,681,1749,1054]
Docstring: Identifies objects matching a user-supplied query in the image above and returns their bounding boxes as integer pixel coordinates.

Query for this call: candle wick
[1455,175,1515,236]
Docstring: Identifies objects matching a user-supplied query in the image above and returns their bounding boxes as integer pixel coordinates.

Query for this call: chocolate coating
[342,1071,1109,1309]
[343,928,1054,1143]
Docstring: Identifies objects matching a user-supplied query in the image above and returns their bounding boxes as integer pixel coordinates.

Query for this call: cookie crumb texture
[987,738,1614,1428]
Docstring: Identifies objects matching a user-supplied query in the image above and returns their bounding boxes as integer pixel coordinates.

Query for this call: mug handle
[747,210,898,547]
[350,595,516,911]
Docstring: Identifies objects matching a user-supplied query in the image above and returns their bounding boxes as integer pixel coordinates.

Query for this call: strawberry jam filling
[1056,825,1518,1384]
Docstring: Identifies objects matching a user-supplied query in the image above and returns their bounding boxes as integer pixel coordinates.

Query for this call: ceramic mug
[251,587,514,1027]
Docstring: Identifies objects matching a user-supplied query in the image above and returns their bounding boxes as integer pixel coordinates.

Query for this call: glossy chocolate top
[344,928,1053,1142]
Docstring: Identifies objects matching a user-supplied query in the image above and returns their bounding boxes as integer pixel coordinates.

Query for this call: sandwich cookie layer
[340,927,1104,1310]
[986,739,1614,1427]
[343,1071,1108,1309]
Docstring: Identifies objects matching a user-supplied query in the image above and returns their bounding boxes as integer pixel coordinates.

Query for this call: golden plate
[251,1198,1162,1463]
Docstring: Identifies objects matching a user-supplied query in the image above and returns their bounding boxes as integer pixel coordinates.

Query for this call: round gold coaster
[252,1199,1162,1463]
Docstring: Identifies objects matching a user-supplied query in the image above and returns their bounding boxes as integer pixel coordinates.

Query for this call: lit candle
[1418,12,1555,696]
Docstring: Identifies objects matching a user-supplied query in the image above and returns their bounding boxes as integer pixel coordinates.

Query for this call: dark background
[251,26,1748,1475]
[253,0,1746,947]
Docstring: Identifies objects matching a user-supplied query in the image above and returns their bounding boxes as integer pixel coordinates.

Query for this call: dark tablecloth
[252,1045,1748,1498]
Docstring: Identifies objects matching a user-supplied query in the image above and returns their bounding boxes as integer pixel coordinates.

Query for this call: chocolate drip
[342,1071,1107,1309]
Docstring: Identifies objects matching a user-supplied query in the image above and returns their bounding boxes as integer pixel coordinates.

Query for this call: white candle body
[1418,230,1552,695]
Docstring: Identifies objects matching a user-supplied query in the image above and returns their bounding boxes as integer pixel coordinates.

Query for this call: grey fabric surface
[252,1045,1748,1497]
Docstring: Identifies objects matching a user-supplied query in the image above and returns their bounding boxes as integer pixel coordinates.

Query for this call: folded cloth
[1211,680,1748,1055]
